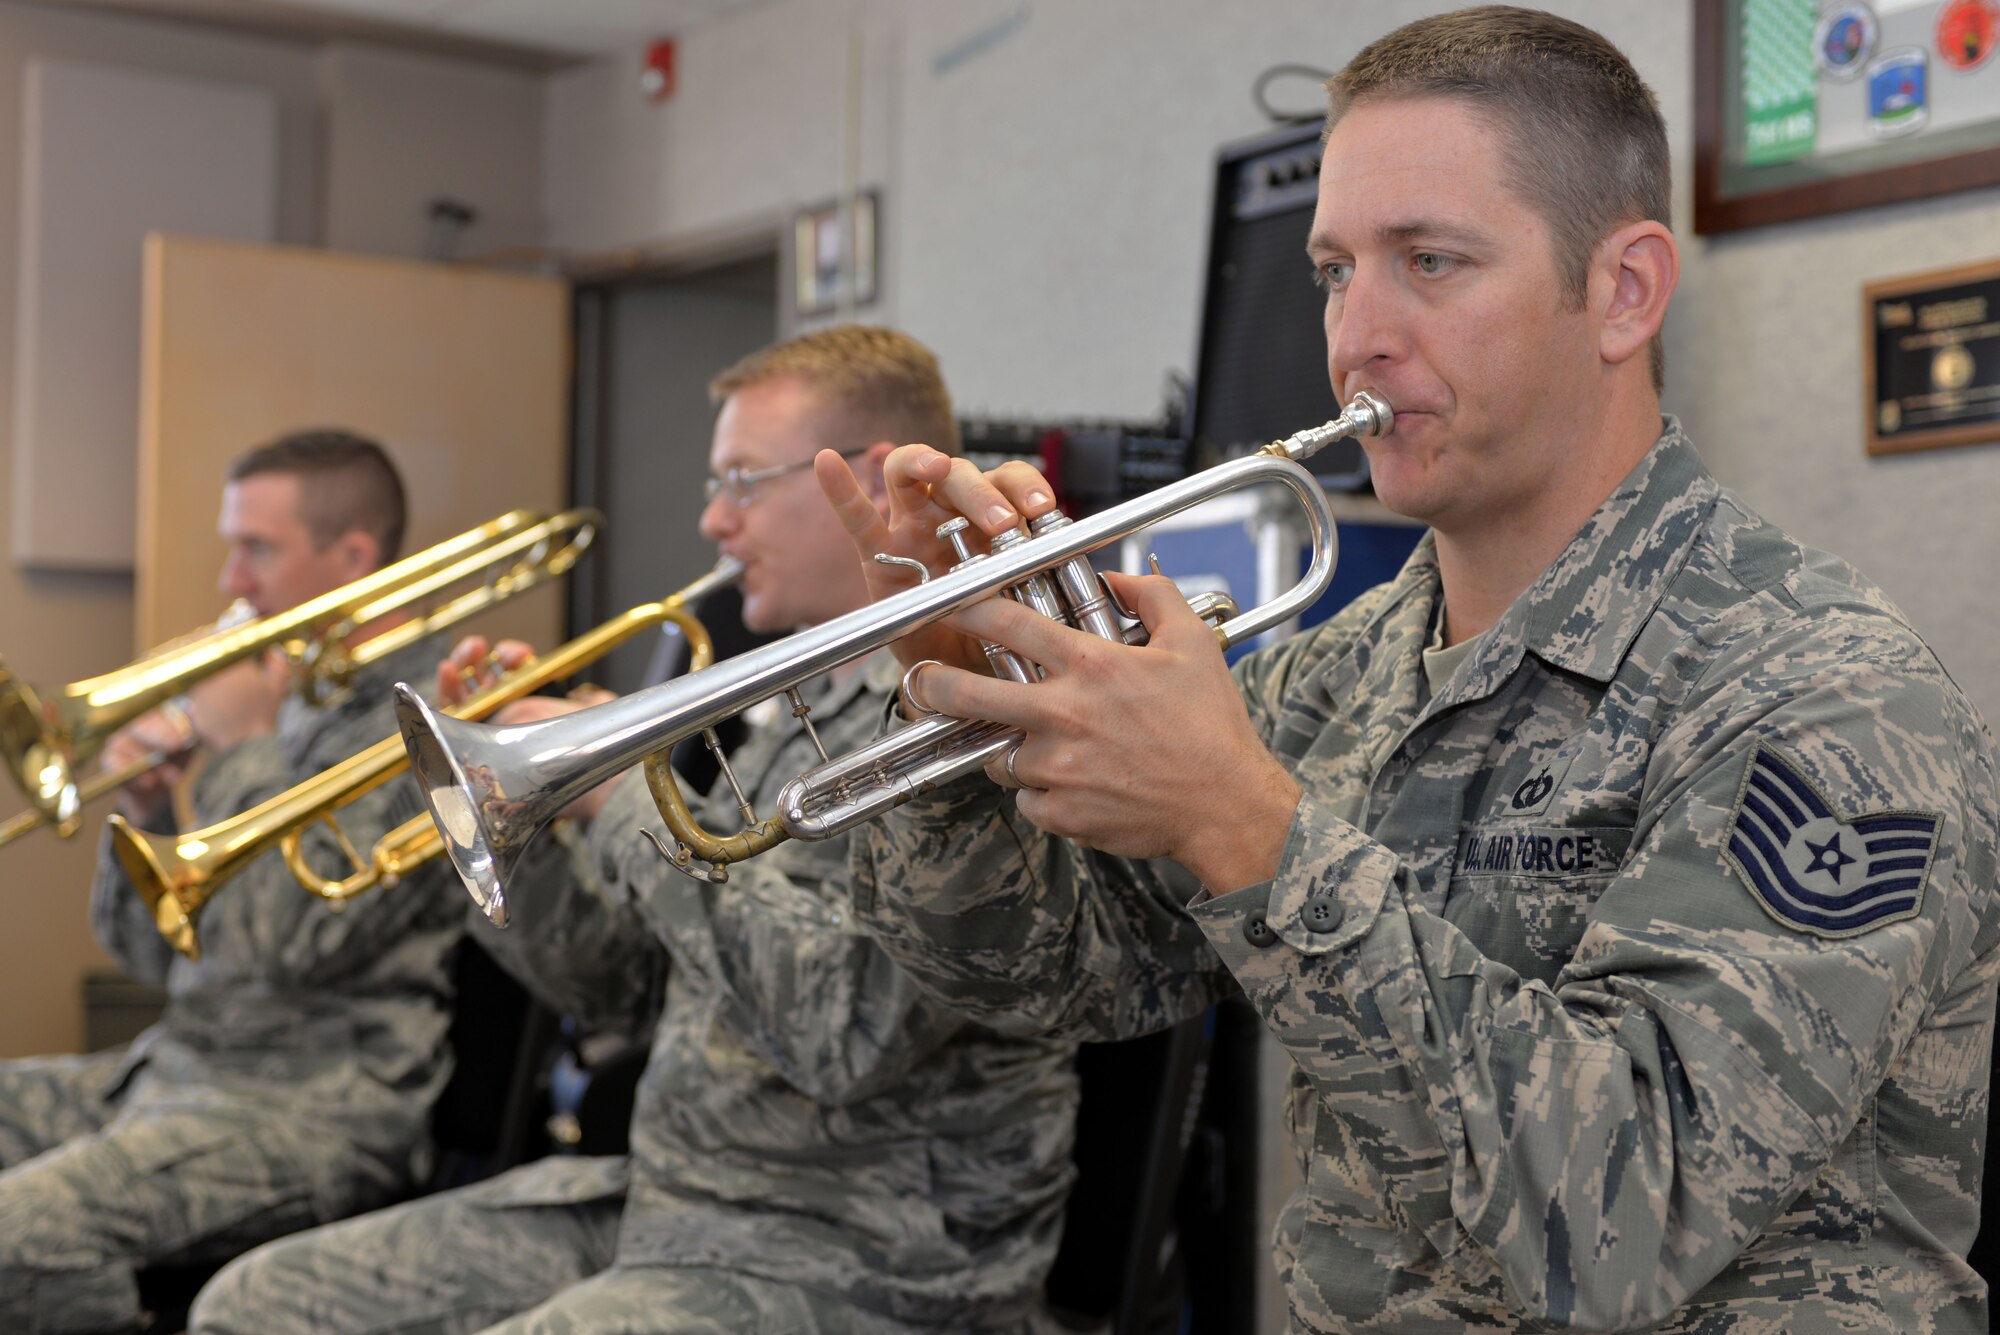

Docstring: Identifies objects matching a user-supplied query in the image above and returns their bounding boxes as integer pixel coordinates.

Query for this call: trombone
[397,393,1392,927]
[106,560,739,960]
[0,508,598,843]
[0,602,255,850]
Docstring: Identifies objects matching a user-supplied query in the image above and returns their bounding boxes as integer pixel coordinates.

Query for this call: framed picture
[793,190,878,317]
[1694,0,2000,234]
[1862,255,2000,455]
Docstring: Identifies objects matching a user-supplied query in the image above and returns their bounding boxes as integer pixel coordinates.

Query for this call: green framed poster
[1696,0,2000,232]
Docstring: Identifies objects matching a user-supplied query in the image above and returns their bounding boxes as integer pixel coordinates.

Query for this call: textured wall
[1678,190,2000,724]
[321,41,546,262]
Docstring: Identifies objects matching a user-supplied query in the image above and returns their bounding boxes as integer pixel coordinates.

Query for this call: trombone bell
[0,668,79,836]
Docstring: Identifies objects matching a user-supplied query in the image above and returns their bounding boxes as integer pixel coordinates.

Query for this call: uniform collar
[1322,418,1717,729]
[1492,416,1717,687]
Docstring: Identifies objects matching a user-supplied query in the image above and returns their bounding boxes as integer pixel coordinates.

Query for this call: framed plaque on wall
[1863,256,2000,455]
[1695,0,2000,233]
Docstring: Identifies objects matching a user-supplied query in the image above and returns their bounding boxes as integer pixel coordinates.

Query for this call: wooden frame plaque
[1695,0,2000,235]
[1863,256,2000,456]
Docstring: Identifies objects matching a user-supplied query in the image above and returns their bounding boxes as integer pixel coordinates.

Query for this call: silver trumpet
[397,391,1391,926]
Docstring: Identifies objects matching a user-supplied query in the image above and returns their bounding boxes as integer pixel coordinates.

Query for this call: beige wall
[321,42,546,261]
[140,236,569,648]
[0,0,547,1059]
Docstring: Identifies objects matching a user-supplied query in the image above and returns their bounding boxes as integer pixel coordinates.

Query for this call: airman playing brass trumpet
[0,508,598,842]
[106,560,740,959]
[397,393,1391,927]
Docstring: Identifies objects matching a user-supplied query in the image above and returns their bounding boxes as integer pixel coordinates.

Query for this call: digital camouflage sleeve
[469,654,1079,1330]
[0,634,464,1332]
[84,632,464,1177]
[853,423,2000,1334]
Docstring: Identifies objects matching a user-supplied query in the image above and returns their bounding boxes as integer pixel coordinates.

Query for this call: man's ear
[1596,219,1677,372]
[330,529,382,579]
[857,440,897,519]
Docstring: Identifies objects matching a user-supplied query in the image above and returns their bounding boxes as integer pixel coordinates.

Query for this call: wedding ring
[1002,746,1041,792]
[900,659,944,717]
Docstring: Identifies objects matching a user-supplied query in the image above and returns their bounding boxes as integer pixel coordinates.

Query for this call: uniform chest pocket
[1446,824,1633,981]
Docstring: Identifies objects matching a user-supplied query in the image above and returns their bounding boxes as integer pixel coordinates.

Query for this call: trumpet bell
[395,561,745,929]
[394,691,515,926]
[107,818,202,961]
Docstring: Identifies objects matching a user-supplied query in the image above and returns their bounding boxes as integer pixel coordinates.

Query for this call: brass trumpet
[108,560,740,959]
[397,393,1392,927]
[0,508,598,841]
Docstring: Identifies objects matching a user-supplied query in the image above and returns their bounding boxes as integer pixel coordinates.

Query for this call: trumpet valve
[937,517,978,565]
[938,518,1039,683]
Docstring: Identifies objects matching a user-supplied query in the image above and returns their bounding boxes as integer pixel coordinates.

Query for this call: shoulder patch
[1723,744,1939,938]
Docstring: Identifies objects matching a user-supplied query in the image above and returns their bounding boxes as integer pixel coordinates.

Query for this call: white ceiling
[29,0,774,63]
[288,0,765,57]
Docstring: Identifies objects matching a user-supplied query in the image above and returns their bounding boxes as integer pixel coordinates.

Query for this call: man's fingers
[881,445,1037,541]
[1101,571,1206,641]
[948,595,1108,674]
[448,634,491,666]
[815,449,892,550]
[438,636,491,696]
[986,461,1060,522]
[880,443,952,507]
[873,444,961,537]
[910,659,1047,732]
[492,640,537,672]
[934,458,1023,537]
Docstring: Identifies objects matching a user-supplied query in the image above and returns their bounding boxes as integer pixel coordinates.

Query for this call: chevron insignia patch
[1723,744,1940,938]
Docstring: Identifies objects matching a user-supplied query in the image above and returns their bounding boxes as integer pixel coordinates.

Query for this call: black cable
[1252,62,1335,124]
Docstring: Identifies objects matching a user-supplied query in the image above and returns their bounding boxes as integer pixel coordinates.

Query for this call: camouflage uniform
[192,653,1078,1335]
[850,422,2000,1333]
[0,634,462,1333]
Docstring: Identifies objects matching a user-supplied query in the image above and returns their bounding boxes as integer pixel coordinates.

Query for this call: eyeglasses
[703,447,871,509]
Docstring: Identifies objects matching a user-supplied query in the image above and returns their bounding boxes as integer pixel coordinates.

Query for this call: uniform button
[1243,912,1277,947]
[1302,893,1344,934]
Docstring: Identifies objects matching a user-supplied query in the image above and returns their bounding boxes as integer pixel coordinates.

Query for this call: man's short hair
[225,428,408,563]
[708,324,960,456]
[1327,6,1671,391]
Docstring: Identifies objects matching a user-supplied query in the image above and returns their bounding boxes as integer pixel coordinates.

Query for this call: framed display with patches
[1694,0,2000,233]
[1863,255,2000,454]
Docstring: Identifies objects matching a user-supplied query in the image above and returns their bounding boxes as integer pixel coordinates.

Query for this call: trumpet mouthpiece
[1273,391,1393,463]
[1342,390,1393,439]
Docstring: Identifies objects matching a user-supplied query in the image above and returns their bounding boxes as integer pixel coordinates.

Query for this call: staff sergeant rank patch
[1723,743,1940,938]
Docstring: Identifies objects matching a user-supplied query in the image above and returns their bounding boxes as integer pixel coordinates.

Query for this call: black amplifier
[1191,120,1368,489]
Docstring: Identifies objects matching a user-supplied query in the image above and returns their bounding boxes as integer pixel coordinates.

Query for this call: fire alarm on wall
[642,39,676,101]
